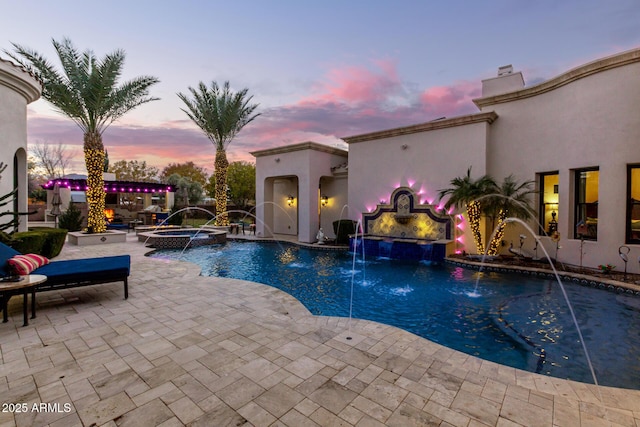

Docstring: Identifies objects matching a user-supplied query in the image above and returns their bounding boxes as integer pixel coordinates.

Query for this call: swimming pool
[150,241,640,389]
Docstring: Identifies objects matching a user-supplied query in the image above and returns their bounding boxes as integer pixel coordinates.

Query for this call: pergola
[41,178,176,223]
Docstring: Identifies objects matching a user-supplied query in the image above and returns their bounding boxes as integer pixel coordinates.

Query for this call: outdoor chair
[0,242,130,299]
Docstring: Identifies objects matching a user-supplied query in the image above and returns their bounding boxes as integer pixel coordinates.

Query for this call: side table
[0,274,47,326]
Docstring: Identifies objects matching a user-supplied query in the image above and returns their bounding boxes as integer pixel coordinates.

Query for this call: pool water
[151,241,640,389]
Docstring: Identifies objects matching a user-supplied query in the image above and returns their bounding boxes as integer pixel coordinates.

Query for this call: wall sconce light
[287,195,295,206]
[320,195,328,207]
[275,158,280,163]
[401,144,408,150]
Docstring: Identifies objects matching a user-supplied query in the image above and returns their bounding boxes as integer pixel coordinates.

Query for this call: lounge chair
[0,242,130,299]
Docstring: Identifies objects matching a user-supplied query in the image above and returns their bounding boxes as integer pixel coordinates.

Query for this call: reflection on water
[151,241,640,390]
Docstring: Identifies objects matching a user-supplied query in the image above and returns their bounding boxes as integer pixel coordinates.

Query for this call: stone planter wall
[68,230,127,246]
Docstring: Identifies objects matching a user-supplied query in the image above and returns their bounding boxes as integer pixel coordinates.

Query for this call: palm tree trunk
[214,149,229,226]
[488,209,507,255]
[467,201,484,254]
[84,131,106,233]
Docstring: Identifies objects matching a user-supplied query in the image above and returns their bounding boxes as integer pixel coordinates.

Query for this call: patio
[0,234,638,426]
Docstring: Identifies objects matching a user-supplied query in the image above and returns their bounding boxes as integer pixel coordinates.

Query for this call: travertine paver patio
[0,233,639,426]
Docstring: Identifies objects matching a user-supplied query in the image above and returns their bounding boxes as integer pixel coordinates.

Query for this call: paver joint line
[0,234,637,426]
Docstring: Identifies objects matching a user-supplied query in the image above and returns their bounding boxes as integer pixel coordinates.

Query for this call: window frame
[537,171,559,236]
[626,164,640,244]
[573,167,599,240]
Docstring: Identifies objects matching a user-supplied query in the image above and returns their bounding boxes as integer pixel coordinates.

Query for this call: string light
[85,147,106,233]
[487,210,507,255]
[467,201,484,254]
[215,150,229,226]
[42,180,172,193]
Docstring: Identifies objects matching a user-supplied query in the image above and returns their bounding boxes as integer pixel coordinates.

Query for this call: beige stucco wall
[0,59,41,232]
[345,114,495,251]
[252,48,640,273]
[252,142,348,243]
[476,48,640,272]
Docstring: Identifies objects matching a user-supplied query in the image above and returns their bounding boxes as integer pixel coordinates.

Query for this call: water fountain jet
[471,217,603,402]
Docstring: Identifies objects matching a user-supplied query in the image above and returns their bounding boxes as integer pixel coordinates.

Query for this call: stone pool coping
[227,234,640,295]
[138,227,227,249]
[447,257,640,296]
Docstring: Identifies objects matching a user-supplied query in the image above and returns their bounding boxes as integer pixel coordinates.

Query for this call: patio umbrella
[50,181,62,228]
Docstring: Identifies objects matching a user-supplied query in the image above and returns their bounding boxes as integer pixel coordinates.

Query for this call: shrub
[10,231,47,255]
[29,227,67,258]
[167,205,184,226]
[0,230,15,245]
[332,219,358,245]
[58,202,84,232]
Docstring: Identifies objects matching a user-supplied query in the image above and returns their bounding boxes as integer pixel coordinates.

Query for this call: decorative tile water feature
[350,187,454,262]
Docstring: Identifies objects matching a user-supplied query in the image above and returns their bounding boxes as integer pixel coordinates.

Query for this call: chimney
[497,65,513,76]
[481,64,524,97]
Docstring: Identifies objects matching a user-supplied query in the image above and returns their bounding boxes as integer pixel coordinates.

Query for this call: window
[538,172,559,235]
[627,165,640,244]
[574,168,599,240]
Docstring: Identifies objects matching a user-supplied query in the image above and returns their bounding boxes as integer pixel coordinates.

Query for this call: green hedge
[9,228,68,258]
[0,230,15,245]
[29,227,68,258]
[10,231,48,255]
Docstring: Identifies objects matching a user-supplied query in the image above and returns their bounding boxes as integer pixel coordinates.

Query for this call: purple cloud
[27,60,486,172]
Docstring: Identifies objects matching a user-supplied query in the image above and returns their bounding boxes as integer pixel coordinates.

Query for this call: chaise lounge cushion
[0,241,130,298]
[0,243,20,277]
[34,256,130,288]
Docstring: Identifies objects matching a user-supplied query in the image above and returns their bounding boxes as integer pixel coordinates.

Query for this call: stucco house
[0,58,41,232]
[253,47,640,273]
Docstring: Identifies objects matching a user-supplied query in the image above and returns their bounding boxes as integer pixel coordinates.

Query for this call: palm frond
[437,167,497,210]
[8,38,159,134]
[178,80,260,150]
[483,174,536,220]
[8,38,159,233]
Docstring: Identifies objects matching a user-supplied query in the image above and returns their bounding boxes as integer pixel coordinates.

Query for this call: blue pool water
[151,241,640,389]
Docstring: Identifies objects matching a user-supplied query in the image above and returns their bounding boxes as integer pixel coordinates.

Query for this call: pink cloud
[27,116,220,174]
[301,59,402,106]
[26,60,487,173]
[419,81,481,117]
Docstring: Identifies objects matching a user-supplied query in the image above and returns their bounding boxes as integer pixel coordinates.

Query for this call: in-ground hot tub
[138,228,227,249]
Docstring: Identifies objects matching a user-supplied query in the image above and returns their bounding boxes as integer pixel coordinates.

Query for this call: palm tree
[7,38,159,233]
[484,175,536,255]
[437,167,497,254]
[178,81,259,225]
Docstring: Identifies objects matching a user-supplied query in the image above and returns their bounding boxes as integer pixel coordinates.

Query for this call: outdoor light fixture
[287,195,295,206]
[320,195,329,207]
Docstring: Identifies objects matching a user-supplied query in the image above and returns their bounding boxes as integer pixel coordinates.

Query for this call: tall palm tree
[484,175,536,255]
[7,38,159,233]
[437,167,497,254]
[178,81,259,225]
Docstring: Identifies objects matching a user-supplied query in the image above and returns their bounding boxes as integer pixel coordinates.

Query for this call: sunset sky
[2,0,639,176]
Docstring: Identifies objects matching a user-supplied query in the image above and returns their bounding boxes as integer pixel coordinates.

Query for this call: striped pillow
[7,254,50,275]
